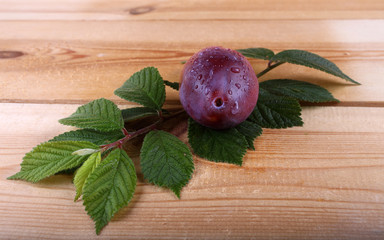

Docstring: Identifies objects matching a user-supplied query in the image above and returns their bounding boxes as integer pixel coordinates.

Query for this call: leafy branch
[8,48,359,235]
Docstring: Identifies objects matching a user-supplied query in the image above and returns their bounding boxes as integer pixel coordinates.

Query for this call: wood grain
[1,104,384,239]
[1,0,384,239]
[0,0,383,20]
[0,20,383,104]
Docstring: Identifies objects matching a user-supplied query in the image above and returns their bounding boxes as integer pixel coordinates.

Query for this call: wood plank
[0,0,383,20]
[1,103,384,239]
[1,20,383,104]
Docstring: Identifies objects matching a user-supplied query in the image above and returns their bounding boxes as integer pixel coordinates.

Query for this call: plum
[179,46,259,129]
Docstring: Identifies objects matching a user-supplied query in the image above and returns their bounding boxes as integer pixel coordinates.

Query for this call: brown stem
[256,61,285,78]
[100,118,163,151]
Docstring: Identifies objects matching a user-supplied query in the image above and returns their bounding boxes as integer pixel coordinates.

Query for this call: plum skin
[179,46,259,129]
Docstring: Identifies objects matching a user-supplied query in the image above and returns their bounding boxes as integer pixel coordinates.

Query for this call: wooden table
[1,0,384,239]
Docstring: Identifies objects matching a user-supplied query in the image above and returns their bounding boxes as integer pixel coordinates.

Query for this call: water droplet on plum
[231,102,239,114]
[235,83,241,89]
[231,67,240,73]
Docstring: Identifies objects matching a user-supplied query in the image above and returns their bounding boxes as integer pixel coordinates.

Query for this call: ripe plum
[180,46,259,129]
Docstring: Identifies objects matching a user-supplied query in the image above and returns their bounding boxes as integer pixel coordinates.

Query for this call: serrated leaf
[8,141,99,182]
[236,48,275,60]
[188,119,248,166]
[271,50,360,84]
[83,148,136,235]
[73,152,101,201]
[114,67,166,110]
[140,130,194,198]
[249,89,303,129]
[260,79,339,103]
[121,107,158,122]
[59,98,124,132]
[235,121,263,150]
[49,129,124,145]
[163,80,180,91]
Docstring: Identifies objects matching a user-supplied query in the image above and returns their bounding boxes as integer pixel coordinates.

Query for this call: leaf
[235,121,263,150]
[249,89,303,129]
[73,152,101,201]
[188,119,248,166]
[49,129,124,145]
[59,98,124,132]
[83,148,136,235]
[121,107,158,122]
[236,48,275,60]
[140,130,194,198]
[163,80,180,91]
[260,79,339,103]
[271,50,360,84]
[114,67,166,110]
[8,141,99,183]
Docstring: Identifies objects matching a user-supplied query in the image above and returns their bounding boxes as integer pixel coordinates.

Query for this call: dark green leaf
[271,50,360,84]
[236,48,275,60]
[188,119,248,166]
[260,79,339,103]
[140,130,194,198]
[249,89,303,129]
[163,80,180,91]
[121,107,158,122]
[83,148,136,235]
[235,121,263,150]
[114,67,166,110]
[59,98,124,132]
[8,141,99,182]
[50,129,124,145]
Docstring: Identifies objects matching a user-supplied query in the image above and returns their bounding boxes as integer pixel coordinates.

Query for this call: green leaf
[73,152,101,201]
[140,130,194,198]
[260,79,339,103]
[235,121,263,150]
[8,141,99,183]
[188,119,248,166]
[49,129,124,145]
[83,148,136,235]
[270,50,360,84]
[121,107,158,122]
[114,67,166,110]
[163,80,180,91]
[59,98,124,132]
[236,48,275,60]
[249,89,303,129]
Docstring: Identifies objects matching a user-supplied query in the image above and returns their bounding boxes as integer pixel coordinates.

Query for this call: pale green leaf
[83,148,136,235]
[271,50,360,84]
[188,119,248,166]
[140,130,194,198]
[114,67,166,110]
[73,152,101,201]
[59,98,124,132]
[8,141,99,183]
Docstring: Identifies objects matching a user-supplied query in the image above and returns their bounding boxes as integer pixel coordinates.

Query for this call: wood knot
[128,6,155,15]
[0,51,24,59]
